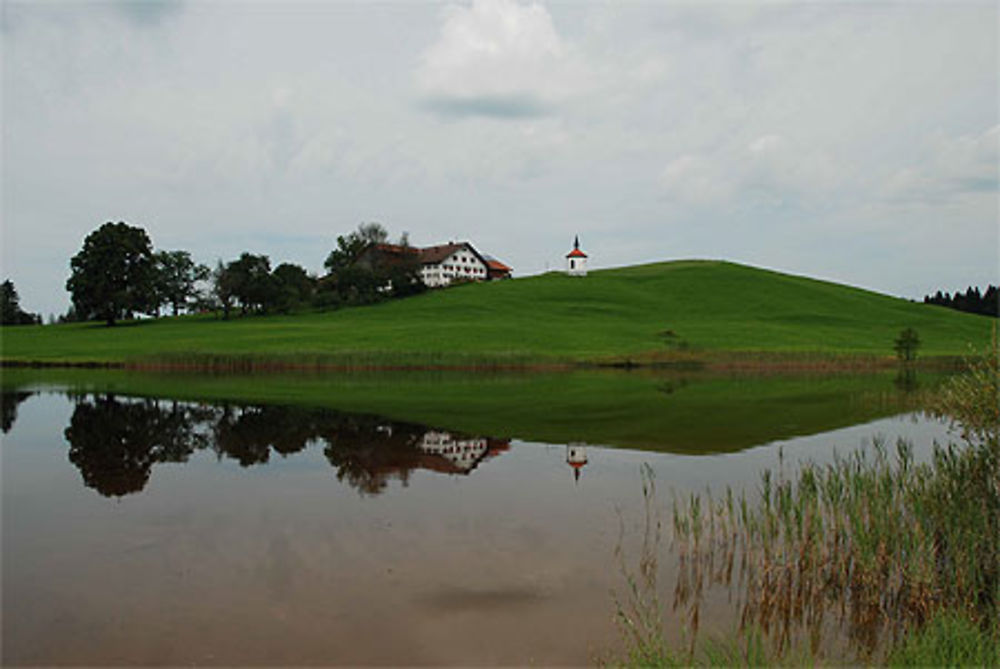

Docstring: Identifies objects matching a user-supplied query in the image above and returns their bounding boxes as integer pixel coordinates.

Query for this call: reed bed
[134,350,567,372]
[673,435,998,661]
[613,341,999,665]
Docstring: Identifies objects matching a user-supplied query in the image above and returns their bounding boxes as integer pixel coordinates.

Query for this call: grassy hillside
[0,260,991,365]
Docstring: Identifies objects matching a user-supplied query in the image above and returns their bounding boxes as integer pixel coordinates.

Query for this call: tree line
[54,220,424,326]
[1,280,42,325]
[923,285,998,318]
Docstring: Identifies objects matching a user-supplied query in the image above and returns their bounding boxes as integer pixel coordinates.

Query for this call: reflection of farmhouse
[419,431,510,474]
[356,241,512,288]
[325,420,511,495]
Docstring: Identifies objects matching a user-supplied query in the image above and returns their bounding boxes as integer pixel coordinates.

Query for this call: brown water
[1,389,950,665]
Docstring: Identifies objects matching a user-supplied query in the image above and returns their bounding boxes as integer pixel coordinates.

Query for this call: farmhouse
[357,241,512,288]
[418,242,489,287]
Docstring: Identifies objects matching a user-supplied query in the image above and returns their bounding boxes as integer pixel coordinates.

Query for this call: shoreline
[0,351,968,375]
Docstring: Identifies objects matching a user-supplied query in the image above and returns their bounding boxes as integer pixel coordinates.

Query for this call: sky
[2,0,998,318]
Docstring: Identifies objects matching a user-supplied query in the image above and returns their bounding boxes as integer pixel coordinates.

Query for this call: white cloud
[415,0,587,118]
[883,125,999,204]
[660,134,842,210]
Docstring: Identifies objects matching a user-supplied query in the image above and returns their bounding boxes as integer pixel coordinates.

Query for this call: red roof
[419,243,468,264]
[486,259,512,272]
[566,248,588,258]
[372,243,419,256]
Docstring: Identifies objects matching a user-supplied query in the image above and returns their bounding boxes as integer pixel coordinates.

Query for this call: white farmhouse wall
[422,247,489,287]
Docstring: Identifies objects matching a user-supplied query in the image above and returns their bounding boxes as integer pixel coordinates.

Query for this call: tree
[66,222,157,326]
[272,263,315,313]
[1,280,40,325]
[225,253,278,315]
[153,250,210,316]
[320,223,424,306]
[1,280,21,324]
[893,327,921,363]
[323,222,388,273]
[210,260,236,320]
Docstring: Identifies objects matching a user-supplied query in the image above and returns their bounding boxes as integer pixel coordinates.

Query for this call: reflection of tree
[59,393,507,498]
[65,395,201,497]
[894,367,919,393]
[1,391,34,433]
[211,404,317,466]
[212,405,273,466]
[320,416,428,496]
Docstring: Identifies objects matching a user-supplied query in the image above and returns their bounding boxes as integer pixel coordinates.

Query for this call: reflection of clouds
[414,584,545,612]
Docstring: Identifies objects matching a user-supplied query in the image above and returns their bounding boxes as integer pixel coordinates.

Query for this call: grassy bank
[2,367,939,454]
[1,261,991,367]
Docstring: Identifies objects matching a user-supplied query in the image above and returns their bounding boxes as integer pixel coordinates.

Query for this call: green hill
[0,260,991,365]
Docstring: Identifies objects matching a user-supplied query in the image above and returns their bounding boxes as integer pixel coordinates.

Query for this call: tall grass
[614,338,999,664]
[887,611,1000,666]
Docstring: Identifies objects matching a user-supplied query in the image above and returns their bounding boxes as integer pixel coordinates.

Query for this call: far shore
[0,350,968,375]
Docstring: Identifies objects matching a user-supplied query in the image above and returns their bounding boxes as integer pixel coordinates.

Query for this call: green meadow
[3,366,937,453]
[0,260,990,366]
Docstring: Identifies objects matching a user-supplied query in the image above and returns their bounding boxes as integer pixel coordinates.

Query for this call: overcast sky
[2,0,997,317]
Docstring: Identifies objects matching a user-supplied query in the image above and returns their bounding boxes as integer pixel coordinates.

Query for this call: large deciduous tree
[225,253,277,315]
[66,222,157,326]
[272,262,315,313]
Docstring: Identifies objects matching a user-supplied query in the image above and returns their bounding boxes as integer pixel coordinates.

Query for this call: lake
[1,369,954,665]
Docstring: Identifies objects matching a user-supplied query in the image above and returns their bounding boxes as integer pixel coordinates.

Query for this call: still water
[1,373,952,665]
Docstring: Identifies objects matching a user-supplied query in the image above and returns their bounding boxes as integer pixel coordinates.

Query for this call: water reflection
[60,394,510,498]
[1,390,35,433]
[65,395,206,496]
[567,443,588,482]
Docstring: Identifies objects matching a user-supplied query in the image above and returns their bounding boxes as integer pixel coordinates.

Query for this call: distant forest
[923,285,998,318]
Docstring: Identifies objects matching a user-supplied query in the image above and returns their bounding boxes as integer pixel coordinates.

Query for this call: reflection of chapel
[566,236,588,276]
[566,443,588,482]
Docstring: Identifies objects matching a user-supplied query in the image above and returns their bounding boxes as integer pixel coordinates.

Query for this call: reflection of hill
[58,394,509,498]
[9,368,938,455]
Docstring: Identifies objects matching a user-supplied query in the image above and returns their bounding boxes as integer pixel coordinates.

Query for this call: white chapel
[566,236,588,277]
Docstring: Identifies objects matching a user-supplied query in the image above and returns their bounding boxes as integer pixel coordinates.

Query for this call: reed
[672,341,998,661]
[614,339,998,664]
[136,349,562,372]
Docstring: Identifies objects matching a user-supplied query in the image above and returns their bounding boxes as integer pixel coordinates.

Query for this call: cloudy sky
[2,0,997,317]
